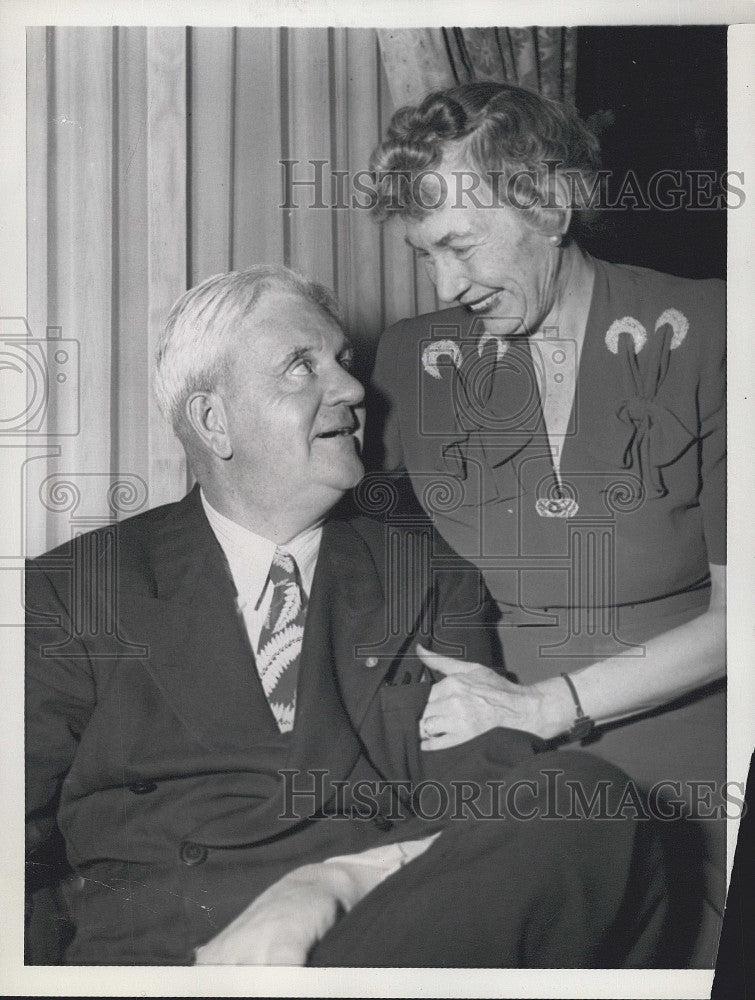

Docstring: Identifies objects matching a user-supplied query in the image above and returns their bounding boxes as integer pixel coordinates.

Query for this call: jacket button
[180,841,208,866]
[364,657,379,669]
[128,780,157,795]
[373,814,393,832]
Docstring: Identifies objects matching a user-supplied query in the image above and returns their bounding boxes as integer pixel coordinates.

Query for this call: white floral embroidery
[605,317,648,355]
[477,331,510,361]
[655,308,689,349]
[421,340,462,380]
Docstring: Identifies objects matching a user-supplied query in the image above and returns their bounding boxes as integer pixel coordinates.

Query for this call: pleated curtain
[26,25,574,556]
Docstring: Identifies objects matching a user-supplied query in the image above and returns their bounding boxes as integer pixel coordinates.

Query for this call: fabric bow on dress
[609,312,696,498]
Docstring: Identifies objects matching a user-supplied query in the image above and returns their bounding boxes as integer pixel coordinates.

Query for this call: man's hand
[194,859,383,965]
[416,643,574,747]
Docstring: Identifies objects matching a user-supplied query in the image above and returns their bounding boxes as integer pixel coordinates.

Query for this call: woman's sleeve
[697,282,726,565]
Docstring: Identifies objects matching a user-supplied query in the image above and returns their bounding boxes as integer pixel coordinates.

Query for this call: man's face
[405,161,562,338]
[219,289,365,525]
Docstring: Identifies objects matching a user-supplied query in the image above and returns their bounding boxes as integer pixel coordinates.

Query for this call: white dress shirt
[201,490,322,650]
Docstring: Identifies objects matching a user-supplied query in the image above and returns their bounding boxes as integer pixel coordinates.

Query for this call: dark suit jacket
[26,487,530,964]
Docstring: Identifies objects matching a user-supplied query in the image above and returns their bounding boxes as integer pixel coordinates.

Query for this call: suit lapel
[120,487,274,752]
[308,519,410,730]
[188,518,408,847]
[128,499,414,847]
[250,520,408,806]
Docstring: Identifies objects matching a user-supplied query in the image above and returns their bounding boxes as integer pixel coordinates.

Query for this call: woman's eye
[339,352,354,370]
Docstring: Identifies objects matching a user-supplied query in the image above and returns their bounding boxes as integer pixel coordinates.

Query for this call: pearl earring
[549,234,563,246]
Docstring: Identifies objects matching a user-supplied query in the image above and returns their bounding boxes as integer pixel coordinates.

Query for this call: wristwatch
[560,673,595,742]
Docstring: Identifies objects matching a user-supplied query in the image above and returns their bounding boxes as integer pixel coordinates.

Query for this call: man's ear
[543,171,573,240]
[185,390,233,460]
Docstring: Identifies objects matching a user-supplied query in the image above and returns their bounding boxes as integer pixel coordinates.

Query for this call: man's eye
[452,246,474,259]
[290,358,314,376]
[339,352,354,370]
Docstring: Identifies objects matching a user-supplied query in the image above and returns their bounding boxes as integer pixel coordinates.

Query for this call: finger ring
[420,718,434,738]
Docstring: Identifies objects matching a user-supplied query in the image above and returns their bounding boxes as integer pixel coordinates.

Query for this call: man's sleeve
[428,533,505,676]
[25,559,96,873]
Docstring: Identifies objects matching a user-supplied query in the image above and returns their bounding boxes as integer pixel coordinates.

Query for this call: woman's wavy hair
[369,82,602,235]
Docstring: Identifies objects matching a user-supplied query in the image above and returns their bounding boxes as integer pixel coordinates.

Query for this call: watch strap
[560,673,594,742]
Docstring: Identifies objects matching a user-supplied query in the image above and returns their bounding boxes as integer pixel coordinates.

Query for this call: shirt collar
[200,489,322,605]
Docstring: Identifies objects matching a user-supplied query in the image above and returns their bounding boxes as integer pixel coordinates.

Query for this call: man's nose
[432,256,470,303]
[328,364,365,407]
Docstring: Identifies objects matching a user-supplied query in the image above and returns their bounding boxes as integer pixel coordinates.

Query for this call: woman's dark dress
[369,256,726,963]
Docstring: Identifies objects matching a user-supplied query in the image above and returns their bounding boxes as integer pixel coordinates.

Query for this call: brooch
[535,497,579,518]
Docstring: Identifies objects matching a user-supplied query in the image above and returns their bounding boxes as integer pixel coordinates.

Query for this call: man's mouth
[316,426,356,439]
[465,290,504,314]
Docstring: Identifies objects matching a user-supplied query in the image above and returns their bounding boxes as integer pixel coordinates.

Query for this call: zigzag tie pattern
[255,548,307,733]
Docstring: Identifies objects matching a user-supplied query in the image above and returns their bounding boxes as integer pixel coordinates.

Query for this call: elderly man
[26,265,667,967]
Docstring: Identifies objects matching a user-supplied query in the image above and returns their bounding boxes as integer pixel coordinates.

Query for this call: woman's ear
[185,390,233,460]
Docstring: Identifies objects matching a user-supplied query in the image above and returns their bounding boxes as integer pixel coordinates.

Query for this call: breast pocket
[378,682,432,785]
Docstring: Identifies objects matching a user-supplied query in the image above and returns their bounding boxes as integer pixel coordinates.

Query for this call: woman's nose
[432,256,469,303]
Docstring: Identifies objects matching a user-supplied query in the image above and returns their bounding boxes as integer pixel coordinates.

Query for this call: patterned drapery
[377,27,577,106]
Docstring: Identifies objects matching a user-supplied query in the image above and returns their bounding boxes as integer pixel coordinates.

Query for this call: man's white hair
[154,265,342,437]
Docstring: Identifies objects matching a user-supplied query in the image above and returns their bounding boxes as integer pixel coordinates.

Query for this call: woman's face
[404,161,565,339]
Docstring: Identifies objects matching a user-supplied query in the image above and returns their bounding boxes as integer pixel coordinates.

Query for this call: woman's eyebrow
[404,231,474,251]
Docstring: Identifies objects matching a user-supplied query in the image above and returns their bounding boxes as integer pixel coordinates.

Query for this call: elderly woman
[367,82,726,964]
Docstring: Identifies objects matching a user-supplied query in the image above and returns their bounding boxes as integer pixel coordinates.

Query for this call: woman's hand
[418,562,726,749]
[416,643,574,747]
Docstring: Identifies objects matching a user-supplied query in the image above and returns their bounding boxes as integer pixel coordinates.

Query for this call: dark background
[575,26,727,280]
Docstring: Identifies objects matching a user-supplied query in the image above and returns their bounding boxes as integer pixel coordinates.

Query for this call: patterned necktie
[255,548,307,733]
